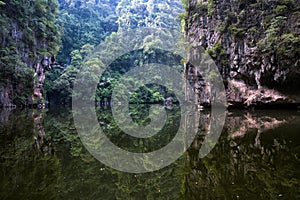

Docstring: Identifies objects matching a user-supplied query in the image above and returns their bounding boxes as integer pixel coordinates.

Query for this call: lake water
[0,106,299,199]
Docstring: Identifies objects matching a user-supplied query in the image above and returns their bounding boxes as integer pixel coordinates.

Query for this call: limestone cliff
[0,0,60,108]
[182,0,300,108]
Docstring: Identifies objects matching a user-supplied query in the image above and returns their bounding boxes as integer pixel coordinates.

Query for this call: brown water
[0,106,299,199]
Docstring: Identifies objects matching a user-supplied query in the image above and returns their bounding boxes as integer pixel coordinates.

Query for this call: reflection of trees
[0,108,181,199]
[184,111,300,199]
[96,104,181,153]
[113,162,183,200]
[43,107,184,199]
[1,109,299,199]
[0,110,61,200]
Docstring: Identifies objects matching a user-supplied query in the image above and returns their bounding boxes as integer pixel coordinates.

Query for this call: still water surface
[0,106,299,199]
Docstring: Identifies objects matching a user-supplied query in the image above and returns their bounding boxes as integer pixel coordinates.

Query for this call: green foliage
[179,11,188,33]
[195,2,208,13]
[206,42,227,59]
[70,50,83,66]
[116,0,183,30]
[273,5,288,14]
[258,16,288,53]
[208,70,218,81]
[94,48,181,104]
[80,43,94,58]
[45,46,106,105]
[129,85,165,103]
[56,0,118,63]
[43,0,120,103]
[44,65,79,105]
[45,0,184,106]
[207,0,215,16]
[228,24,246,38]
[14,67,35,105]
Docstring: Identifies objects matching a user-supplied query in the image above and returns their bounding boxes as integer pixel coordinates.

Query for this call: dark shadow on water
[0,107,299,199]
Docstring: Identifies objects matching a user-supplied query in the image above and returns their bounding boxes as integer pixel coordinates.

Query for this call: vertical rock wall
[0,0,60,108]
[183,0,300,107]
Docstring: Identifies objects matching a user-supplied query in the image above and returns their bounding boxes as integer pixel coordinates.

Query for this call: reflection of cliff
[0,109,53,155]
[33,111,53,155]
[0,108,12,125]
[227,112,290,147]
[185,111,300,199]
[0,110,61,200]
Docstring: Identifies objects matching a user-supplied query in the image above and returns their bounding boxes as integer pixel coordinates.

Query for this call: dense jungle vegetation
[0,0,184,107]
[0,0,299,107]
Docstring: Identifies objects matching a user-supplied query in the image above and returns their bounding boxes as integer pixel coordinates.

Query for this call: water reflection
[186,110,300,199]
[0,107,299,199]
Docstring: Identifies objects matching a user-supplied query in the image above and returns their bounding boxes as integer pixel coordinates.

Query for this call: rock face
[33,56,55,108]
[183,0,300,108]
[0,82,15,108]
[0,1,60,108]
[0,52,54,108]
